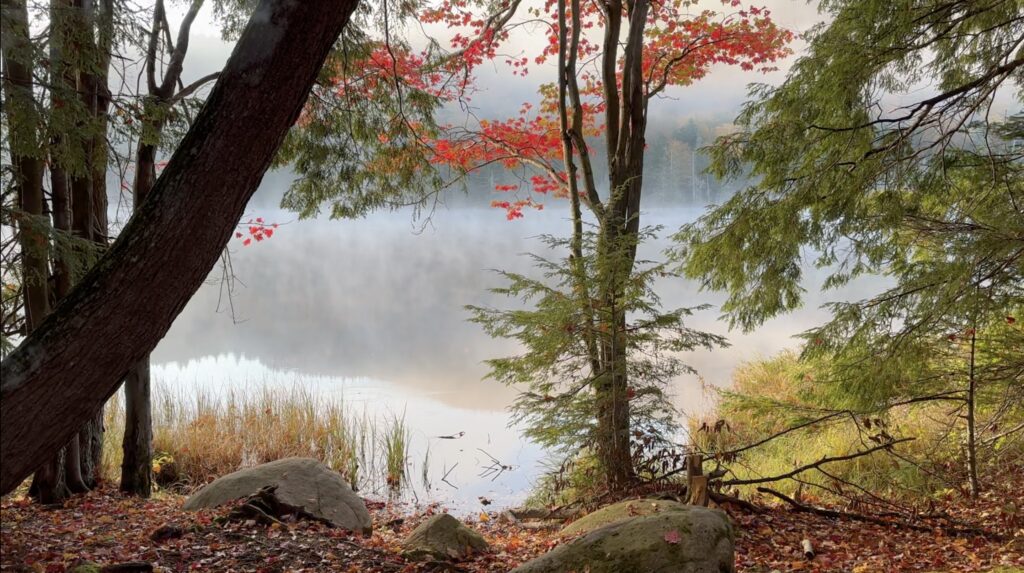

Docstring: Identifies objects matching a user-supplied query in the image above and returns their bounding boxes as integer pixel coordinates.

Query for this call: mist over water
[151,190,878,509]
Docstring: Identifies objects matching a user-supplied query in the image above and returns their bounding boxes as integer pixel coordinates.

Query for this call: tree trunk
[79,413,105,488]
[594,248,634,490]
[1,0,48,333]
[0,0,359,495]
[3,0,61,500]
[121,129,160,497]
[591,0,650,491]
[80,0,115,489]
[966,327,980,498]
[120,0,203,497]
[121,361,152,496]
[32,0,94,499]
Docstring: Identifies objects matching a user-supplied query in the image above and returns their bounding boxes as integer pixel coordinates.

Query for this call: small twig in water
[441,462,459,489]
[477,448,515,481]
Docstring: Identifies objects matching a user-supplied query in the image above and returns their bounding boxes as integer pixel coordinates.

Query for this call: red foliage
[234,217,279,247]
[423,0,793,218]
[305,0,792,219]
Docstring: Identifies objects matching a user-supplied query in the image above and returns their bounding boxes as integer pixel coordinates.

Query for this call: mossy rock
[513,506,734,573]
[561,499,690,537]
[401,513,489,561]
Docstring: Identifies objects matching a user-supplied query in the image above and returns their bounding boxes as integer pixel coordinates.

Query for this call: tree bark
[0,0,359,496]
[121,361,152,495]
[591,0,651,491]
[30,0,109,500]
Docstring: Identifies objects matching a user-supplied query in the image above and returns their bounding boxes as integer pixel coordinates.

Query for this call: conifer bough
[0,0,359,495]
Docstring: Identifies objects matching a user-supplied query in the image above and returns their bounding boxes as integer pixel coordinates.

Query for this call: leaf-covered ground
[2,478,1021,573]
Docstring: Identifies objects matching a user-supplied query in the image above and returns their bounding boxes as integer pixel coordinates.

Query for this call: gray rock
[402,513,489,560]
[182,457,371,534]
[561,499,689,537]
[512,505,734,573]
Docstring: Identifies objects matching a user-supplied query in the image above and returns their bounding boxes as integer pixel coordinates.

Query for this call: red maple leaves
[306,0,793,220]
[234,217,278,247]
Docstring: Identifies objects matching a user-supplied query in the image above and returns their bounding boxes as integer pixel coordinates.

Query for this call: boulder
[402,513,489,560]
[512,505,734,573]
[182,457,371,534]
[561,499,689,536]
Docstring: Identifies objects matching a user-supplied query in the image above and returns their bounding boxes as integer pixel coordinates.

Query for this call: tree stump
[685,454,709,507]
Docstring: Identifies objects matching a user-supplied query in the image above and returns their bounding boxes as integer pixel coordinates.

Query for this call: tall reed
[101,379,421,494]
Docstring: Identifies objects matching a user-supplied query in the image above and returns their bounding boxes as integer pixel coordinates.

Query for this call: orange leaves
[642,4,793,91]
[490,198,543,220]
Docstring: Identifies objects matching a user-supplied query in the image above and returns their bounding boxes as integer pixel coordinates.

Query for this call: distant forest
[450,116,750,208]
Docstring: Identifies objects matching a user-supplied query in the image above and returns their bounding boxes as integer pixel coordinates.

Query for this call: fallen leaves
[2,466,1023,572]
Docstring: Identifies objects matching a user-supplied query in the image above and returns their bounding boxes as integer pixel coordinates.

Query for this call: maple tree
[280,0,791,489]
[427,0,790,488]
[235,218,280,247]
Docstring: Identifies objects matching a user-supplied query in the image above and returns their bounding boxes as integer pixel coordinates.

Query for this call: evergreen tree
[469,229,727,480]
[673,0,1023,497]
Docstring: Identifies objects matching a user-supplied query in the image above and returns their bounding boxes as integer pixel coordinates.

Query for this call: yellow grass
[102,380,411,493]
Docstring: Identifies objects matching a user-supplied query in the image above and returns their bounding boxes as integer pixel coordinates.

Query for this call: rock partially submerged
[512,505,734,573]
[182,457,371,534]
[402,513,489,560]
[561,498,689,537]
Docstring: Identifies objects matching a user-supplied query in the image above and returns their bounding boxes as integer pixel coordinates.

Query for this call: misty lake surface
[150,196,869,512]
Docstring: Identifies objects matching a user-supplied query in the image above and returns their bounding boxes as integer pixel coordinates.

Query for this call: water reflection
[152,202,877,507]
[152,354,542,511]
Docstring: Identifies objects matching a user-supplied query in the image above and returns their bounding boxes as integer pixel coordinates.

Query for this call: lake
[149,193,871,512]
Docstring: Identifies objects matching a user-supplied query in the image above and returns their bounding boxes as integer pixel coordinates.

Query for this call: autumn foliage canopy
[299,0,792,219]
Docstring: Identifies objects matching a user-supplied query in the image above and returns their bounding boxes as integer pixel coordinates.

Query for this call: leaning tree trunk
[0,0,359,496]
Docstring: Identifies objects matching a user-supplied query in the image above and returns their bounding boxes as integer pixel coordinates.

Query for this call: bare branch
[723,438,914,487]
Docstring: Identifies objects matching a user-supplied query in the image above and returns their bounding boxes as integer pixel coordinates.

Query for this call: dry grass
[102,380,416,494]
[691,352,1024,502]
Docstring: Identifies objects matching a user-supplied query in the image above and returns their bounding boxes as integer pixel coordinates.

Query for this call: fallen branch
[227,486,334,528]
[723,438,914,487]
[709,490,764,514]
[756,487,990,537]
